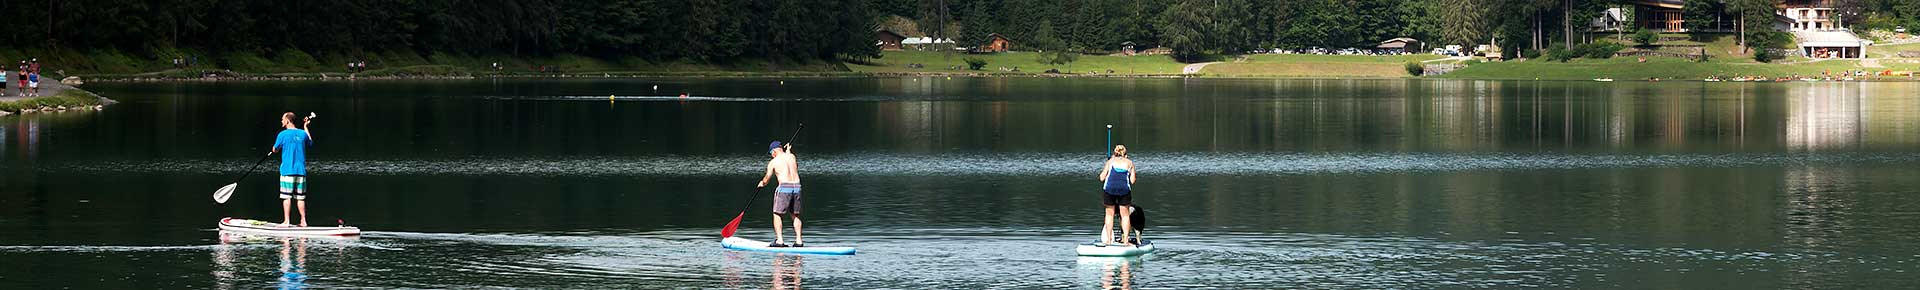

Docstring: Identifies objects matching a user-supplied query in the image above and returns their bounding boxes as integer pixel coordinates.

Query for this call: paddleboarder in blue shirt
[757,141,804,247]
[270,112,314,227]
[1099,145,1137,246]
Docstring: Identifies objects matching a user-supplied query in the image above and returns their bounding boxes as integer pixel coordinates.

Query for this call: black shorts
[1102,193,1132,206]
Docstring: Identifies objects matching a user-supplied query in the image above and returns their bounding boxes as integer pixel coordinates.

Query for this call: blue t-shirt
[274,129,312,176]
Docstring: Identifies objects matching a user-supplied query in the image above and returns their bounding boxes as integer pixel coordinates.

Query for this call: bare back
[769,153,801,184]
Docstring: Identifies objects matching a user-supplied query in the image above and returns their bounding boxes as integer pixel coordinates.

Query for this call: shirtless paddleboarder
[756,141,804,247]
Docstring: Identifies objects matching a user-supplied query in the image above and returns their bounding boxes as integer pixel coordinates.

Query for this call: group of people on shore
[2,58,43,97]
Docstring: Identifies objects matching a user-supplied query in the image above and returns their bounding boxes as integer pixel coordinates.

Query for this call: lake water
[4,78,1920,288]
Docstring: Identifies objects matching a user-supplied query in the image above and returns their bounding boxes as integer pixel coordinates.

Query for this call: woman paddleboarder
[1098,145,1137,246]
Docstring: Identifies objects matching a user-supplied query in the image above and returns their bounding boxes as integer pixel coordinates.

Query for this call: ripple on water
[3,228,1913,288]
[35,152,1920,177]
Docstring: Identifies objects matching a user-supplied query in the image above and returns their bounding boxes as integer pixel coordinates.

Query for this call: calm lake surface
[4,78,1920,288]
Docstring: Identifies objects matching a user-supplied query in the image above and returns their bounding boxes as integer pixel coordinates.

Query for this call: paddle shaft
[234,152,274,184]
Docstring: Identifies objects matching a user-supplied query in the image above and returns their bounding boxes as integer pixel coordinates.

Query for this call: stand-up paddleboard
[217,217,360,237]
[721,237,855,255]
[1076,240,1155,257]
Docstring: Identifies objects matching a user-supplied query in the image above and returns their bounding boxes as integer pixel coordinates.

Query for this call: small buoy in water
[681,93,689,98]
[946,76,952,80]
[610,95,615,101]
[779,80,785,85]
[652,85,658,90]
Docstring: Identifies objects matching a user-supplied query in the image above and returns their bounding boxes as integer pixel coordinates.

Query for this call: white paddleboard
[721,237,855,255]
[1076,240,1155,257]
[217,217,360,237]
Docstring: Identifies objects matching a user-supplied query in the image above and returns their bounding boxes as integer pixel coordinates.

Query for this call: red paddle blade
[720,213,746,238]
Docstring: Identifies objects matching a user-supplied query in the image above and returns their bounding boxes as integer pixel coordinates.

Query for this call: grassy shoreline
[0,89,110,114]
[41,47,1920,82]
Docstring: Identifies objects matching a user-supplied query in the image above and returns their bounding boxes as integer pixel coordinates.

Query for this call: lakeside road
[1181,62,1220,74]
[0,80,73,103]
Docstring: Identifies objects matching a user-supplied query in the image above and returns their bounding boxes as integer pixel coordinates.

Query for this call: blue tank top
[1104,167,1131,195]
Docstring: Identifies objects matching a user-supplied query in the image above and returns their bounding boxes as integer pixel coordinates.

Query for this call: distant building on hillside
[1377,38,1421,54]
[979,33,1012,53]
[1795,30,1869,59]
[1634,0,1687,32]
[1590,8,1627,32]
[875,30,906,51]
[1631,0,1838,33]
[1781,0,1839,31]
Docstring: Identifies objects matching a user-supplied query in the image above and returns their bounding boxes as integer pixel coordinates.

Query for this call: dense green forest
[10,0,1920,73]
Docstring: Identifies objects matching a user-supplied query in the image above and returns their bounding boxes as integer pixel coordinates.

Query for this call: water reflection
[721,251,807,289]
[837,80,1920,153]
[278,237,309,290]
[771,254,804,290]
[1078,256,1143,290]
[211,231,358,289]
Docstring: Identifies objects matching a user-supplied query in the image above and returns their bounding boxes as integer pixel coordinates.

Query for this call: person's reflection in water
[771,254,804,290]
[278,237,309,290]
[1091,258,1142,290]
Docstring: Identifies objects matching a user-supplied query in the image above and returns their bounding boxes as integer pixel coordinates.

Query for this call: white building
[1780,0,1839,32]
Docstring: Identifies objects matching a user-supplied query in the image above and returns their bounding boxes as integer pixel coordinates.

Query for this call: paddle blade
[213,183,238,204]
[720,213,745,238]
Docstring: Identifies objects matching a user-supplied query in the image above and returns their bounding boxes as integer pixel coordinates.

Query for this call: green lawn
[1203,62,1414,77]
[0,89,104,113]
[1442,57,1883,80]
[1238,54,1444,63]
[850,50,1187,75]
[1439,32,1918,80]
[1870,42,1920,59]
[1198,54,1443,77]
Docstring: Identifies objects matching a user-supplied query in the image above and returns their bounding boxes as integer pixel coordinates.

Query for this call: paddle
[721,123,804,238]
[214,152,275,203]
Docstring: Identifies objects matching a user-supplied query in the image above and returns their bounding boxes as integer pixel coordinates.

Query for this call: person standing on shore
[756,141,804,247]
[2,66,11,97]
[28,70,38,97]
[16,63,26,96]
[270,112,315,227]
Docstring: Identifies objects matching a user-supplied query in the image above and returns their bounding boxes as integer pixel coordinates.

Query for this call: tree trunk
[1738,14,1746,54]
[1563,0,1572,48]
[1533,14,1541,51]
